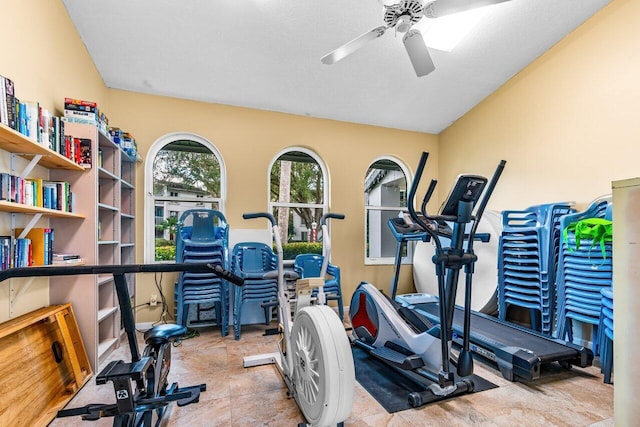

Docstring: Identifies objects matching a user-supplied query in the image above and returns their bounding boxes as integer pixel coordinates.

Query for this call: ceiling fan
[321,0,513,77]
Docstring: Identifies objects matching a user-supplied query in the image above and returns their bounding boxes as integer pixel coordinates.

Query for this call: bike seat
[144,324,187,345]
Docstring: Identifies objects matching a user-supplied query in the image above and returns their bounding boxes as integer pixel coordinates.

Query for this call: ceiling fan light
[422,8,486,51]
[396,15,414,33]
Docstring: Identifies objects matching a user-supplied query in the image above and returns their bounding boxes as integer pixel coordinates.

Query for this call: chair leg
[221,288,229,337]
[603,337,613,384]
[529,308,540,333]
[181,302,190,327]
[263,305,271,325]
[233,290,242,340]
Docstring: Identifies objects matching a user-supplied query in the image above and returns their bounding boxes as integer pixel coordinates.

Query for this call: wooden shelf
[0,123,85,171]
[0,200,85,218]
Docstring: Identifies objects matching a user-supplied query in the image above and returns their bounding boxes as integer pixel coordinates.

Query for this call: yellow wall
[438,1,638,423]
[0,0,436,321]
[0,0,633,420]
[439,0,640,211]
[107,90,437,318]
[0,0,108,321]
[0,0,108,117]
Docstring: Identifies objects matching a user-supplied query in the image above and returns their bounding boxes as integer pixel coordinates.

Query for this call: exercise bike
[349,151,505,407]
[241,212,355,427]
[0,263,243,426]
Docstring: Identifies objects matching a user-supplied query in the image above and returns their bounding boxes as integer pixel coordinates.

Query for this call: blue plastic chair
[174,209,230,334]
[599,287,613,384]
[554,198,612,352]
[293,253,344,321]
[231,242,279,339]
[498,202,574,335]
[176,209,228,262]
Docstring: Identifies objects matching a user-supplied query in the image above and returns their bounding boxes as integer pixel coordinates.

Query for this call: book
[61,115,98,126]
[42,180,70,211]
[0,75,7,126]
[24,180,33,206]
[15,228,53,266]
[64,97,97,111]
[23,101,40,142]
[0,173,10,201]
[52,257,84,265]
[39,107,52,147]
[79,138,92,167]
[13,237,31,267]
[53,252,80,261]
[5,77,16,130]
[73,137,81,164]
[32,178,44,208]
[0,236,10,270]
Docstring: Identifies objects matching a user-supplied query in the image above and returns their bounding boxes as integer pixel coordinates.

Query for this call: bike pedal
[176,385,203,407]
[82,414,100,421]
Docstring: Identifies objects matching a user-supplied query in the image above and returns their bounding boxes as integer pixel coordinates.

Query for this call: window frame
[144,132,226,263]
[364,156,413,265]
[267,147,329,247]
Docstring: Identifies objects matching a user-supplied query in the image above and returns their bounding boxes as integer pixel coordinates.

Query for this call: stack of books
[52,252,83,265]
[64,97,109,134]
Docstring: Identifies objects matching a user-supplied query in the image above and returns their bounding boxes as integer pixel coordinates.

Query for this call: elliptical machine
[349,152,505,407]
[241,212,355,427]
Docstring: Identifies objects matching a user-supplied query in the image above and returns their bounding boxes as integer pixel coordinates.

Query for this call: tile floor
[50,319,614,427]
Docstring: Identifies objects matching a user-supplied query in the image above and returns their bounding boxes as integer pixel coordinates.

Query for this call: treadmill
[392,152,593,382]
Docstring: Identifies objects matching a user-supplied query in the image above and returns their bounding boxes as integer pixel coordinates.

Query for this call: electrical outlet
[150,294,158,306]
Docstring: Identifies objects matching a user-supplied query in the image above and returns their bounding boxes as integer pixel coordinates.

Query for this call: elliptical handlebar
[465,159,506,253]
[407,152,444,250]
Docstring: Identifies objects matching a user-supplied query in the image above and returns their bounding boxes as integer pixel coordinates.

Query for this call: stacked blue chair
[293,253,344,321]
[554,198,612,353]
[600,287,614,384]
[174,209,230,336]
[498,202,574,335]
[231,242,279,340]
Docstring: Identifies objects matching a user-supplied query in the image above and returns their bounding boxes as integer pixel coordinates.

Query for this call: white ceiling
[61,0,610,134]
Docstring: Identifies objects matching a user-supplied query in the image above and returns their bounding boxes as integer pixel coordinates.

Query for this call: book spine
[0,75,7,126]
[24,101,39,141]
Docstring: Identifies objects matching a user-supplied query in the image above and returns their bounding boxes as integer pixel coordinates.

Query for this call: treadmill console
[439,174,488,216]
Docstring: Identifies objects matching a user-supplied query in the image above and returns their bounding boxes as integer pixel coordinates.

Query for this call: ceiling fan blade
[403,29,435,77]
[424,0,512,18]
[321,26,387,65]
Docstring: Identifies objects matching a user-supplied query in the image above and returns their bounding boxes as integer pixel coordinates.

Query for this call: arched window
[144,133,226,262]
[364,157,411,264]
[268,148,328,259]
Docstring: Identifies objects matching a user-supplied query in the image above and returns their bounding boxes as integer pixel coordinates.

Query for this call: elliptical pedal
[371,342,425,370]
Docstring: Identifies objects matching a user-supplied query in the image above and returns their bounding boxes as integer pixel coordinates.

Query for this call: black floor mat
[352,346,498,413]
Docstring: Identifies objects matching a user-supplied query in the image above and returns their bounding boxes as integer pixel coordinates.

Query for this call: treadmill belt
[413,303,579,363]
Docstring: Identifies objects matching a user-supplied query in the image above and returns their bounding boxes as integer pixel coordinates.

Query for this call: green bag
[563,217,613,260]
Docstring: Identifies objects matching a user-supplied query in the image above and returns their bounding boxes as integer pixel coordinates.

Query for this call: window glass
[365,158,409,264]
[269,149,327,259]
[148,138,224,262]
